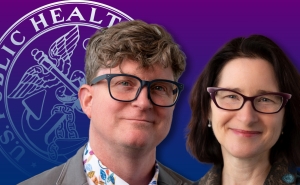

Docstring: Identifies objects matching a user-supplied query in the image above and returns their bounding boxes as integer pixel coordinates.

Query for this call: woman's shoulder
[193,161,299,185]
[192,165,222,185]
[265,158,300,184]
[296,170,300,185]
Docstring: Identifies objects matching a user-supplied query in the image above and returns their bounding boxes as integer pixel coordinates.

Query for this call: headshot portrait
[18,20,191,185]
[187,35,300,185]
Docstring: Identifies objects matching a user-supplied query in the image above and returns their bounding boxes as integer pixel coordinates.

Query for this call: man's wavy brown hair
[85,20,186,84]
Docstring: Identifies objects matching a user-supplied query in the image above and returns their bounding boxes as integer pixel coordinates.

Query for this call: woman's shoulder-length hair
[186,35,300,166]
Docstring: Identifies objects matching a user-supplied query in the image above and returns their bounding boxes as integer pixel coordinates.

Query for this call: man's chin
[124,139,151,149]
[120,135,156,151]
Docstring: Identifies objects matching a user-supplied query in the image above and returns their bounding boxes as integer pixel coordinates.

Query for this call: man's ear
[78,84,93,119]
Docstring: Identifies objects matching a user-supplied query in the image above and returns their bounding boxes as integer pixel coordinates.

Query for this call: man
[19,20,190,185]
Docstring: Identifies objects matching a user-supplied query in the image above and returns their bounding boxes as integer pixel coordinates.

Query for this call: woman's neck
[222,153,271,185]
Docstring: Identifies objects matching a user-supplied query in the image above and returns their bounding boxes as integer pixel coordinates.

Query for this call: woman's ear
[208,110,212,121]
[78,84,93,119]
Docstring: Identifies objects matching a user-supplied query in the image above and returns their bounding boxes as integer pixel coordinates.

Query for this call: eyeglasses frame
[207,87,292,114]
[91,73,184,107]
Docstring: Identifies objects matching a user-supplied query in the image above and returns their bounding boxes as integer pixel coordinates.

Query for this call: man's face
[82,59,176,153]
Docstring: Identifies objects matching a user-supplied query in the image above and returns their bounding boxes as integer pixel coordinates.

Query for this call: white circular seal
[0,0,132,176]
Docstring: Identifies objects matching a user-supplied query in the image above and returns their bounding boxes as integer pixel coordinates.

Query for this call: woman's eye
[258,97,273,103]
[226,95,237,99]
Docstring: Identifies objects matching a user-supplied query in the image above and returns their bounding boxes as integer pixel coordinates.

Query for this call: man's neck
[89,140,156,185]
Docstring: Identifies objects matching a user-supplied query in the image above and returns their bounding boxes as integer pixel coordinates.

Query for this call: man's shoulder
[18,145,87,185]
[17,163,66,185]
[158,162,192,185]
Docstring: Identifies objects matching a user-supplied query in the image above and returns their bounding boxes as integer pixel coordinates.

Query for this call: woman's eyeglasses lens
[214,90,284,113]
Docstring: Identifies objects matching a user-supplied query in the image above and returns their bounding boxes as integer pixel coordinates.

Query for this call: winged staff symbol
[8,26,87,161]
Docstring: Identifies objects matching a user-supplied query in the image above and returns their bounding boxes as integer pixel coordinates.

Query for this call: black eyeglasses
[207,87,292,114]
[91,74,184,107]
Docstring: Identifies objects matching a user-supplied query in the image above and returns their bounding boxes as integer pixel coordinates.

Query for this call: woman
[186,35,300,185]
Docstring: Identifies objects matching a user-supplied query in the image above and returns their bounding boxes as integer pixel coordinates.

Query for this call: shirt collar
[83,142,159,185]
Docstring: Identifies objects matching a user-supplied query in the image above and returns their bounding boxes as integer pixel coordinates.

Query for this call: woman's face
[210,57,284,160]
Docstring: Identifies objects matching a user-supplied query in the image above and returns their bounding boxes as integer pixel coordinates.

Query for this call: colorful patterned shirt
[83,142,159,185]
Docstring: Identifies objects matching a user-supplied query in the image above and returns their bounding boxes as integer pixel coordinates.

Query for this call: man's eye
[117,81,130,86]
[154,86,166,91]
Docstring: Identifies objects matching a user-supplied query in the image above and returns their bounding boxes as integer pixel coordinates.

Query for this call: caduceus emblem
[8,26,87,161]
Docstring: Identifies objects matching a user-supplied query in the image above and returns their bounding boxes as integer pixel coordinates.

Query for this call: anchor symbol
[8,26,87,161]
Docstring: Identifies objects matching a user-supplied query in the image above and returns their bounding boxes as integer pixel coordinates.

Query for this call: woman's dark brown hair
[186,35,300,166]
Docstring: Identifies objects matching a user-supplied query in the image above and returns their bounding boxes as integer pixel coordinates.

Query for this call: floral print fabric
[83,142,159,185]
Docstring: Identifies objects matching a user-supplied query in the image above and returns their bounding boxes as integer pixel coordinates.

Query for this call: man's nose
[131,86,153,110]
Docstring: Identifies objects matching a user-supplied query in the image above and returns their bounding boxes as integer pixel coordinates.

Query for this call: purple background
[1,0,300,184]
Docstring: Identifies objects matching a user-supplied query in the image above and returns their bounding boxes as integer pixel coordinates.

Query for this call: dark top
[193,158,300,185]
